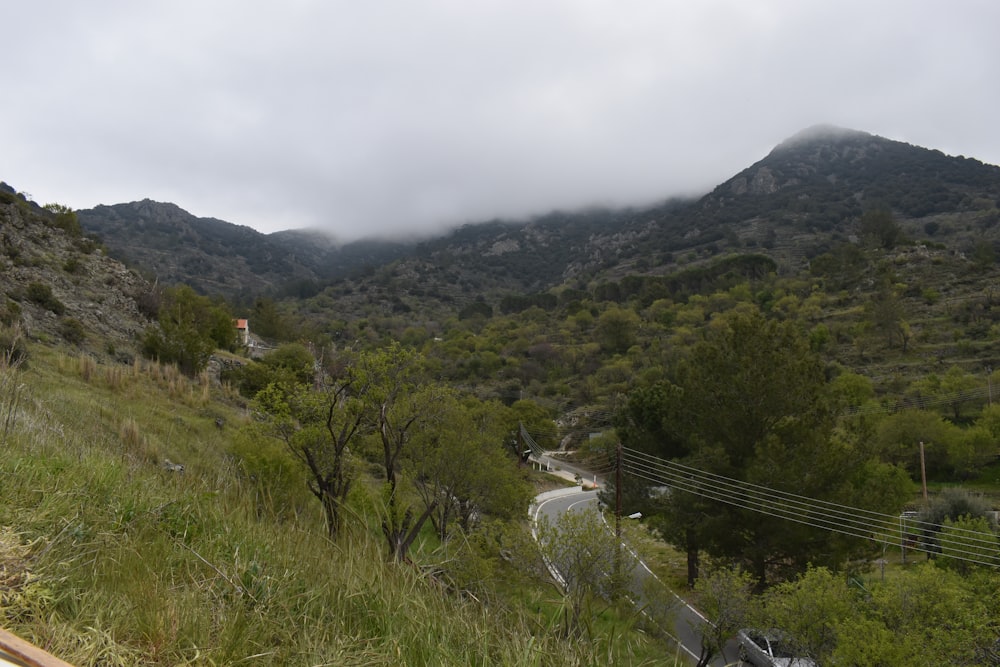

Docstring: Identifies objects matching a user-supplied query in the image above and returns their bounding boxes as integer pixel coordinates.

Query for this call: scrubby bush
[62,256,82,274]
[0,299,20,327]
[225,343,315,398]
[59,317,87,345]
[134,284,162,320]
[922,487,993,525]
[0,325,28,367]
[43,203,82,237]
[25,281,66,315]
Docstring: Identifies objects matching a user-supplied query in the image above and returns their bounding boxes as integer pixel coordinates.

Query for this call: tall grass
[0,346,677,665]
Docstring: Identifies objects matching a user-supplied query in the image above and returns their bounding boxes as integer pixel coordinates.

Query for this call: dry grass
[0,527,34,601]
[118,416,143,452]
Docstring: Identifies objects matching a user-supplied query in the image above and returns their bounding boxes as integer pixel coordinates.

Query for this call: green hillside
[0,189,674,664]
[4,125,1000,664]
[0,345,680,665]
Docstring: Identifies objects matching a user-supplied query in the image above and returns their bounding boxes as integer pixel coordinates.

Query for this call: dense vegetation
[0,345,684,665]
[4,126,1000,663]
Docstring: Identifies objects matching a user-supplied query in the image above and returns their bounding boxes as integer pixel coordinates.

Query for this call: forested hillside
[3,125,1000,664]
[1,190,674,664]
[276,127,1000,440]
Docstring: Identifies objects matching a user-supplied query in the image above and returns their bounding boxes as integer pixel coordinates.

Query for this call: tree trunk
[686,528,700,588]
[321,489,340,540]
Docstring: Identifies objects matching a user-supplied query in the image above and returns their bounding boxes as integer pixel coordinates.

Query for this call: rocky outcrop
[0,190,153,357]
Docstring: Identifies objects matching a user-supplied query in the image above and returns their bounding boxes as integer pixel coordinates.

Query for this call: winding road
[532,486,740,666]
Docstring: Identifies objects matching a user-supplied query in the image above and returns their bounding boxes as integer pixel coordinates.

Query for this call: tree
[594,306,640,354]
[758,567,856,664]
[752,563,1000,666]
[510,399,558,451]
[972,240,997,271]
[838,563,998,666]
[809,242,866,290]
[355,343,448,561]
[249,297,289,341]
[976,403,1000,440]
[952,425,999,478]
[872,409,961,479]
[532,507,636,638]
[620,307,909,587]
[262,343,315,384]
[859,208,903,249]
[408,396,531,541]
[458,300,493,321]
[939,365,980,421]
[692,566,754,666]
[142,285,236,374]
[43,203,82,237]
[737,561,1000,666]
[867,281,909,350]
[828,371,875,410]
[937,514,999,574]
[250,352,369,539]
[613,380,706,587]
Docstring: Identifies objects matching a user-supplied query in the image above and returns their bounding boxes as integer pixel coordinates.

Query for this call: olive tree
[408,396,532,541]
[251,351,368,539]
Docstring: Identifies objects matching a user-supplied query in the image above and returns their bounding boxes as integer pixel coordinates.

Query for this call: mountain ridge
[55,126,1000,306]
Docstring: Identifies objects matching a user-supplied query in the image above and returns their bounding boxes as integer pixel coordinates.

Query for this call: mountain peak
[773,124,871,152]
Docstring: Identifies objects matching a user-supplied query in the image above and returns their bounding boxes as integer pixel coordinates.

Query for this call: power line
[618,446,1000,568]
[522,422,1000,569]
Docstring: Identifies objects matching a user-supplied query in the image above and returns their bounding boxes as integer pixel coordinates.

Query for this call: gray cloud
[3,1,999,240]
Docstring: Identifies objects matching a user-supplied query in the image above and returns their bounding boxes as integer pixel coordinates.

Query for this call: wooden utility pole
[988,366,993,406]
[516,423,525,466]
[919,441,929,502]
[614,442,623,589]
[615,442,622,541]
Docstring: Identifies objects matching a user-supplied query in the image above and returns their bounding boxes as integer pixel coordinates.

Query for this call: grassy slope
[0,346,676,666]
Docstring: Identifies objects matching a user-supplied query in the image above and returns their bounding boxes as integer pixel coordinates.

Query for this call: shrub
[26,281,66,315]
[73,236,101,254]
[0,299,20,327]
[226,344,315,398]
[59,317,87,345]
[134,285,162,320]
[43,203,82,237]
[62,256,82,274]
[0,325,28,367]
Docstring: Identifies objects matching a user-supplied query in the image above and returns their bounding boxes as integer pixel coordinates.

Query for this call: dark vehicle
[737,628,818,667]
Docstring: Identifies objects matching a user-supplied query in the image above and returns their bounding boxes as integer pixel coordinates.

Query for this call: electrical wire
[521,423,1000,569]
[618,447,1000,568]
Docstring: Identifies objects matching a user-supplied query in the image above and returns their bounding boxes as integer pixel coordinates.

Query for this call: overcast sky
[3,1,998,240]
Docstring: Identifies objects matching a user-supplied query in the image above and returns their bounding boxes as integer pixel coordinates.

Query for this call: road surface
[532,487,741,666]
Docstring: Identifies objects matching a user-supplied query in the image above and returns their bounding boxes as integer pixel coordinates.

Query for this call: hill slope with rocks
[77,200,413,301]
[0,185,150,357]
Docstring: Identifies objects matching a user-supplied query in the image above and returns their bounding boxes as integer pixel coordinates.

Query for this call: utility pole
[919,441,929,503]
[988,366,993,406]
[516,423,525,466]
[614,442,623,590]
[900,513,906,565]
[615,442,622,542]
